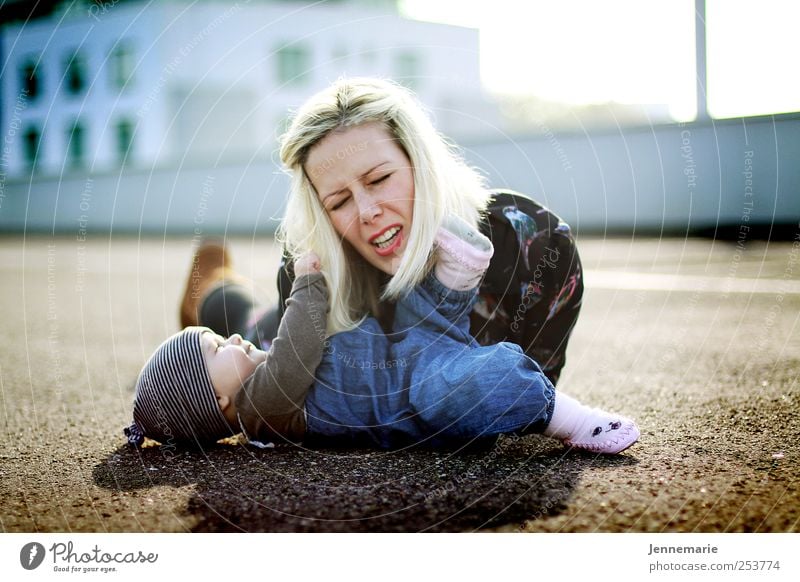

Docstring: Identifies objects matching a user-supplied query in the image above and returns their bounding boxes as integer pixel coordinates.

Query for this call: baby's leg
[392,275,478,344]
[409,342,556,440]
[392,215,493,342]
[409,341,639,454]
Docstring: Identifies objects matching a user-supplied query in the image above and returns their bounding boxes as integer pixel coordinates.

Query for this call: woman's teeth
[373,226,400,249]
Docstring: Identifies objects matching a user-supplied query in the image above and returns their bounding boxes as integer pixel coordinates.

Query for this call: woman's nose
[354,191,381,224]
[360,205,381,224]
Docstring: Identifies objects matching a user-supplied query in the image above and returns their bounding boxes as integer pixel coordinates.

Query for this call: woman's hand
[294,251,322,277]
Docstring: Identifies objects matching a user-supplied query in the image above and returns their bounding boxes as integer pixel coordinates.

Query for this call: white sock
[543,392,640,454]
[434,215,493,291]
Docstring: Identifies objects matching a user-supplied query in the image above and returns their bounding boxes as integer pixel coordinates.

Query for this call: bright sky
[399,0,800,120]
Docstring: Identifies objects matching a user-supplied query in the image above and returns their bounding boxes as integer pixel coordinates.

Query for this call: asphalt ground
[0,234,798,533]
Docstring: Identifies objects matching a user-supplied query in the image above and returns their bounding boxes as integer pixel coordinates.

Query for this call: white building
[6,1,792,236]
[1,0,492,179]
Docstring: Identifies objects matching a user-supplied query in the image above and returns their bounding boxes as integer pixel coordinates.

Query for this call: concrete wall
[0,159,290,235]
[1,114,797,235]
[462,113,800,234]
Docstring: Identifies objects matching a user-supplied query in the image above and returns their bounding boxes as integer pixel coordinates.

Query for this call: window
[115,119,134,164]
[23,126,41,171]
[66,120,86,169]
[64,50,87,95]
[20,59,40,100]
[110,42,135,89]
[276,44,311,86]
[395,51,421,89]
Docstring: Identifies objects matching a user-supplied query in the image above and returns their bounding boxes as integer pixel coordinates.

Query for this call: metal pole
[695,0,709,120]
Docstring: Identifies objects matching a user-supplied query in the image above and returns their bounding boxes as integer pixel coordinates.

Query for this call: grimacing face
[304,122,415,275]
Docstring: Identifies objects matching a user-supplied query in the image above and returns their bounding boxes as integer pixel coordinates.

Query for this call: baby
[125,218,639,453]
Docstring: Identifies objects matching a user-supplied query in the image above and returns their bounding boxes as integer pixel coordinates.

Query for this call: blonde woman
[183,77,582,385]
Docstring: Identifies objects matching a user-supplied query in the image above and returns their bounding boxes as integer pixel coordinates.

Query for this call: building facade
[1,0,487,179]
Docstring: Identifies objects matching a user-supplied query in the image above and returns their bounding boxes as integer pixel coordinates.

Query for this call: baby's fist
[294,252,321,277]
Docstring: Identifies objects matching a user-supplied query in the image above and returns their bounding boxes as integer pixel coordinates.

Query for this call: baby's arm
[235,253,328,444]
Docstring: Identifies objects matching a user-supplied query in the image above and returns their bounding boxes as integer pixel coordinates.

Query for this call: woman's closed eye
[331,195,350,211]
[370,173,391,187]
[329,174,392,211]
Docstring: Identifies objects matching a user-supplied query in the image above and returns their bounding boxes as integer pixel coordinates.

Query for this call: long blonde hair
[278,77,491,334]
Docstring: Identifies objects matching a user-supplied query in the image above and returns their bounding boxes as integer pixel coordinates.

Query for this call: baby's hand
[294,251,321,277]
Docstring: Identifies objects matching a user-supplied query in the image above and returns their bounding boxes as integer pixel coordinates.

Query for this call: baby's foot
[562,413,640,454]
[544,392,640,454]
[434,214,493,291]
[439,214,493,253]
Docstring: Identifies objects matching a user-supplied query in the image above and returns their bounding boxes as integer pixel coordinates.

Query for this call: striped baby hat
[124,326,232,447]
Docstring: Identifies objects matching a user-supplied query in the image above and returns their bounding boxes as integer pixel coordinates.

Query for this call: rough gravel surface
[1,235,797,533]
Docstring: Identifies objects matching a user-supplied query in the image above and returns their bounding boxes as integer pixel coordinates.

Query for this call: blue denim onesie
[303,274,556,448]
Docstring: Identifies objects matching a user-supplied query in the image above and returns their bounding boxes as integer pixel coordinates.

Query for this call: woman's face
[305,122,415,275]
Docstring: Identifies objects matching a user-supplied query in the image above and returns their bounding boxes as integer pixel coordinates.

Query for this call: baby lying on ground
[125,218,639,453]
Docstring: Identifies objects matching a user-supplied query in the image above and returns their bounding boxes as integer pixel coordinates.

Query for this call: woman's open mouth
[371,225,403,256]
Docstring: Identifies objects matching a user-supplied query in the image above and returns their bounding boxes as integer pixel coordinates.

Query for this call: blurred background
[1,2,798,535]
[1,0,798,236]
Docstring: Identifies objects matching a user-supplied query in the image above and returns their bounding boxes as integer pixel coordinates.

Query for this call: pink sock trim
[435,228,493,272]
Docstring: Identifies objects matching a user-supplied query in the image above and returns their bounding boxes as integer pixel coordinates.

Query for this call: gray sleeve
[234,272,329,443]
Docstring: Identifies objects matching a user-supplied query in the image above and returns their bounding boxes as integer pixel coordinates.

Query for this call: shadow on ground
[92,435,637,532]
